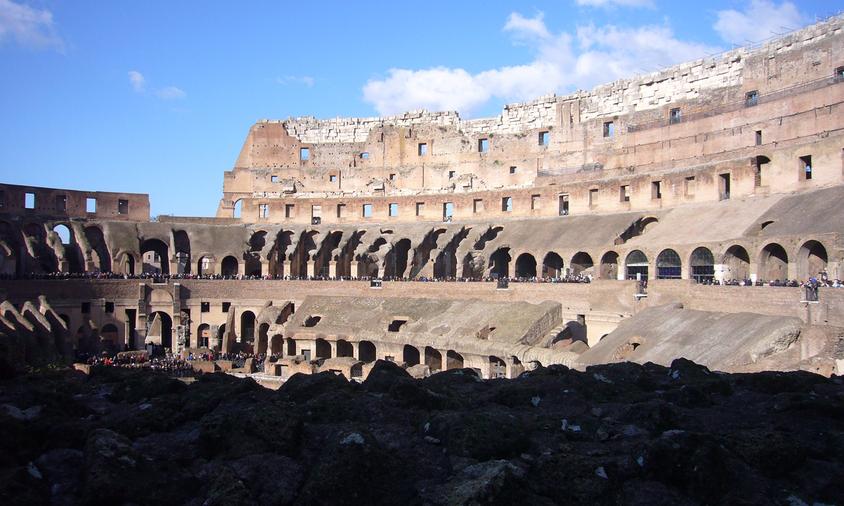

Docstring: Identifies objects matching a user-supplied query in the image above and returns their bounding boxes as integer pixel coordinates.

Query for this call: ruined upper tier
[218,15,844,224]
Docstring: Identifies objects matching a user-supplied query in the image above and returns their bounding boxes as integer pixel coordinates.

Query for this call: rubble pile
[0,359,842,505]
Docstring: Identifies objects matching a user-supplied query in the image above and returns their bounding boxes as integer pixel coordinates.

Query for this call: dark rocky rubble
[0,359,842,505]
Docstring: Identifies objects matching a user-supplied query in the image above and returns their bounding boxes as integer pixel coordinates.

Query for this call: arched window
[689,247,714,283]
[656,249,682,279]
[625,250,649,280]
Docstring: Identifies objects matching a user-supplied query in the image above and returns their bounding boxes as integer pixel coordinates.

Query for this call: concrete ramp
[578,304,805,371]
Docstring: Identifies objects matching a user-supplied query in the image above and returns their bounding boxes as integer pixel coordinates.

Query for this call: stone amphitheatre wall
[218,16,844,225]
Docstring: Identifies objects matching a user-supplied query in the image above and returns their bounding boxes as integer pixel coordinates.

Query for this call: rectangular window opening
[86,197,97,213]
[509,166,517,175]
[669,108,681,124]
[620,185,630,202]
[300,147,310,161]
[388,203,398,217]
[502,196,512,212]
[105,302,114,313]
[473,199,483,214]
[755,130,762,146]
[118,199,129,215]
[589,189,598,207]
[684,176,696,197]
[478,138,489,153]
[271,175,279,183]
[329,174,337,183]
[201,302,210,313]
[558,194,569,216]
[415,202,424,217]
[360,151,369,160]
[55,195,67,212]
[538,131,550,146]
[443,202,453,221]
[531,194,540,210]
[24,192,35,209]
[285,204,295,218]
[448,170,455,179]
[222,302,231,313]
[745,90,758,107]
[81,302,91,314]
[603,121,615,138]
[362,204,373,218]
[336,203,346,218]
[719,173,731,200]
[389,173,396,181]
[418,143,427,156]
[835,66,844,82]
[800,155,812,180]
[259,204,269,219]
[652,181,662,200]
[311,205,322,224]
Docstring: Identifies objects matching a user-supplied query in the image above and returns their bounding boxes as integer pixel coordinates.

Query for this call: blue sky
[0,0,840,217]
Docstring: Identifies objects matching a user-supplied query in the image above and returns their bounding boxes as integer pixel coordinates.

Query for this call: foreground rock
[0,360,842,505]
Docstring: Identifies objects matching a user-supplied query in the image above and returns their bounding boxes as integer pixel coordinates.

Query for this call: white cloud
[503,12,551,40]
[575,0,655,8]
[714,0,804,46]
[129,71,186,100]
[128,70,146,93]
[362,12,719,116]
[0,0,63,50]
[155,86,186,100]
[276,75,316,87]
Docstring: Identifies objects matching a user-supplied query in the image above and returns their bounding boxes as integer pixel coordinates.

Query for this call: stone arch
[239,311,256,350]
[232,199,242,218]
[515,253,537,278]
[446,350,464,369]
[140,238,169,275]
[656,249,682,279]
[600,251,619,279]
[403,344,420,366]
[315,338,331,359]
[359,340,376,362]
[542,252,564,278]
[759,243,789,281]
[196,323,210,348]
[245,231,267,277]
[723,245,750,280]
[689,247,715,283]
[337,339,354,357]
[100,323,120,353]
[256,322,270,355]
[797,240,828,280]
[53,224,83,273]
[196,255,214,276]
[570,252,594,276]
[285,337,297,357]
[424,346,442,372]
[221,255,238,277]
[84,226,112,272]
[489,247,511,278]
[173,230,191,274]
[384,238,412,279]
[625,250,649,280]
[489,356,506,379]
[270,334,284,355]
[147,311,173,350]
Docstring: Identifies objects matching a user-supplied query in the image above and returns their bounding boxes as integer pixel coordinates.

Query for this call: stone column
[350,261,359,279]
[329,340,337,358]
[329,261,337,279]
[351,342,359,360]
[261,260,270,278]
[282,260,291,278]
[307,260,316,278]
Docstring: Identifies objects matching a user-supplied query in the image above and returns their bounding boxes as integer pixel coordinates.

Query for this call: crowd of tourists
[79,350,269,375]
[700,271,842,288]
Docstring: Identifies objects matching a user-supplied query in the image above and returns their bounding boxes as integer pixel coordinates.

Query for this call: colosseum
[1,15,843,381]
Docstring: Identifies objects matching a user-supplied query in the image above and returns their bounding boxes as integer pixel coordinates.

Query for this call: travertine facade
[1,16,843,378]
